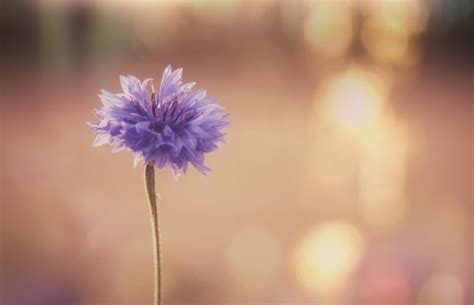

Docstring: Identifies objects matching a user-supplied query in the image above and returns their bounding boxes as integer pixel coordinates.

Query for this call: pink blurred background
[1,1,472,305]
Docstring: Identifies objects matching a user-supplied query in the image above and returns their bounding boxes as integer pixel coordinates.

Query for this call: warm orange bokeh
[1,1,472,305]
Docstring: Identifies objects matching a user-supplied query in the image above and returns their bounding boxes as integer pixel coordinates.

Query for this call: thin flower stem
[144,164,162,305]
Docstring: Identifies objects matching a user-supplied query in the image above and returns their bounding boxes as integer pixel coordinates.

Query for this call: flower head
[89,65,229,177]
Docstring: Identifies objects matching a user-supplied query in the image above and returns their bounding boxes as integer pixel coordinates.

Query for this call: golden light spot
[304,2,353,59]
[295,221,365,296]
[361,0,428,67]
[318,67,388,133]
[366,0,429,35]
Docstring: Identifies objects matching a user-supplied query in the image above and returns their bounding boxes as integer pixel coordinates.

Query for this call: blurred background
[0,0,472,304]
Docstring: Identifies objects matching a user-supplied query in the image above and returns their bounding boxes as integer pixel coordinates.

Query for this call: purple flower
[89,65,229,177]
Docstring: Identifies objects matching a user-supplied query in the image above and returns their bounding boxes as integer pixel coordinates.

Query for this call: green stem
[144,164,162,305]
